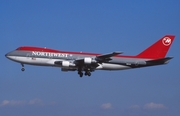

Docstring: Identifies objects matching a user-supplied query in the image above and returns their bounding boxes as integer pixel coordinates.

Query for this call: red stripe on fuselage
[16,46,138,59]
[16,46,100,56]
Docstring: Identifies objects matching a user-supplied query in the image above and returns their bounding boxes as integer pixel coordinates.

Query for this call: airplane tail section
[136,35,175,59]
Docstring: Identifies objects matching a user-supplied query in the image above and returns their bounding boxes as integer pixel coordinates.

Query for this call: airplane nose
[5,51,17,61]
[5,53,8,58]
[5,52,11,59]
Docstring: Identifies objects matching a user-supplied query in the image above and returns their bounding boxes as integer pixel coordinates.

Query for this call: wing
[54,51,123,76]
[54,51,123,71]
[75,51,123,65]
[95,51,123,62]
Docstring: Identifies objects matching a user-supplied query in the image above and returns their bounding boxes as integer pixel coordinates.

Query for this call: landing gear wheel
[21,68,25,71]
[85,72,88,76]
[21,64,25,72]
[80,73,83,77]
[87,72,91,76]
[78,71,83,77]
[85,71,91,76]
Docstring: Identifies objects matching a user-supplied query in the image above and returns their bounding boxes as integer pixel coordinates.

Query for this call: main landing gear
[78,69,91,77]
[85,71,91,76]
[78,71,83,77]
[21,64,25,71]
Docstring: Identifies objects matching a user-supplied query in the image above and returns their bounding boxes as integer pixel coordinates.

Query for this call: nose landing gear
[21,64,25,71]
[21,68,25,71]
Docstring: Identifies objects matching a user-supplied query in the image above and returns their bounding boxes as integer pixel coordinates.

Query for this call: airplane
[5,35,175,77]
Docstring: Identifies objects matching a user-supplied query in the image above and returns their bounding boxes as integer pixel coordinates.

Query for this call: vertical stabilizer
[136,35,175,59]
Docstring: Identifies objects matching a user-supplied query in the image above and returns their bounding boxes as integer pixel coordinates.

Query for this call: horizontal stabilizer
[146,57,173,65]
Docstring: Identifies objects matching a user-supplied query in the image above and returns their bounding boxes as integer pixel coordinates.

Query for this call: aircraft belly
[101,63,131,70]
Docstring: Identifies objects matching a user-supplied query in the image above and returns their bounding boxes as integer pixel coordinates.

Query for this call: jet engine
[62,61,70,67]
[84,57,96,64]
[55,61,76,67]
[62,61,76,67]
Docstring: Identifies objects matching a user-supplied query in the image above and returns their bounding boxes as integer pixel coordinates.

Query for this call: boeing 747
[5,35,175,77]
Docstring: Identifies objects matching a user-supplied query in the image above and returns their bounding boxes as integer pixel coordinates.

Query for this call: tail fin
[136,35,175,59]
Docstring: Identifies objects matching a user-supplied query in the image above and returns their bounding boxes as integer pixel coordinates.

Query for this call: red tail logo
[162,37,171,46]
[136,35,175,59]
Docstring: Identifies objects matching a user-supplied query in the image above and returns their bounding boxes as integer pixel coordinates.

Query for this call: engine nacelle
[84,57,92,64]
[62,61,70,67]
[84,57,97,64]
[62,61,76,67]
